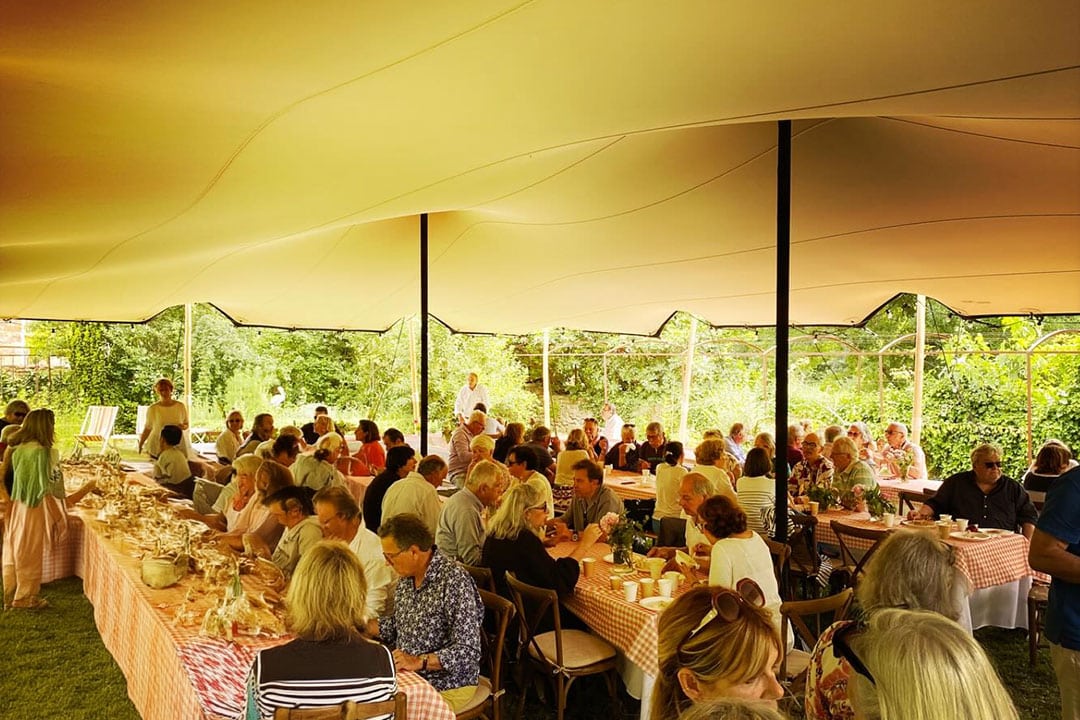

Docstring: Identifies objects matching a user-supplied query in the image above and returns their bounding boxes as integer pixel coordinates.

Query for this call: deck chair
[108,404,148,450]
[829,521,889,590]
[74,405,118,454]
[272,692,406,720]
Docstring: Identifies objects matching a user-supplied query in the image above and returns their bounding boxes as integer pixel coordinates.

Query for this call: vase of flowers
[806,484,838,512]
[600,511,640,569]
[839,485,896,520]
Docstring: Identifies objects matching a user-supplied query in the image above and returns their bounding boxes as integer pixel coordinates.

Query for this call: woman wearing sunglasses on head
[652,579,784,719]
[843,608,1018,720]
[805,531,971,720]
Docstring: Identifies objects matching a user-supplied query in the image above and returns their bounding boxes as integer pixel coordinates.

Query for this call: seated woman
[806,531,971,720]
[829,436,877,495]
[845,422,877,472]
[735,448,775,536]
[694,439,739,500]
[466,434,510,492]
[604,424,640,471]
[243,540,396,719]
[846,609,1018,720]
[698,496,784,643]
[352,419,386,474]
[362,445,416,533]
[215,410,245,464]
[553,429,591,486]
[1022,439,1074,501]
[652,580,784,718]
[293,433,347,492]
[481,483,601,598]
[654,441,688,533]
[179,454,262,532]
[752,432,779,476]
[493,422,525,464]
[220,460,294,553]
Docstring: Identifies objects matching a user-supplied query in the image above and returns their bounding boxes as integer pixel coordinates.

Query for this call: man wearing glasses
[910,443,1038,538]
[0,400,29,433]
[878,422,927,480]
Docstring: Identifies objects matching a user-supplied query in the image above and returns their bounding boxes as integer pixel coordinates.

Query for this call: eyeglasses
[832,622,875,686]
[526,504,547,512]
[679,579,766,655]
[885,430,900,436]
[801,441,819,447]
[983,461,1003,468]
[382,548,408,562]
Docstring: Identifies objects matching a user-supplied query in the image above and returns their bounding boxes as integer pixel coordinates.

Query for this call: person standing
[600,403,624,451]
[138,378,191,459]
[1029,465,1080,719]
[453,372,490,425]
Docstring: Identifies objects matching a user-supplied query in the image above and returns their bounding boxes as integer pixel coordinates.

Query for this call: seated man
[237,413,274,457]
[312,486,394,617]
[789,432,834,497]
[153,424,196,499]
[724,422,747,464]
[911,443,1038,538]
[435,460,503,566]
[878,421,928,480]
[526,425,558,481]
[646,472,714,571]
[381,454,446,535]
[637,421,667,473]
[507,444,554,518]
[447,410,485,488]
[583,416,606,458]
[604,424,640,471]
[369,514,484,712]
[555,459,624,532]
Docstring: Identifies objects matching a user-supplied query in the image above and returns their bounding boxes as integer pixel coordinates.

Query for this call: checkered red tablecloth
[815,509,1047,589]
[550,541,688,676]
[44,505,453,720]
[876,477,942,502]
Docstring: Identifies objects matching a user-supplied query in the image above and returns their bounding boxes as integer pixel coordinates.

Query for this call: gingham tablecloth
[549,541,688,676]
[44,506,453,720]
[815,509,1047,589]
[876,477,942,502]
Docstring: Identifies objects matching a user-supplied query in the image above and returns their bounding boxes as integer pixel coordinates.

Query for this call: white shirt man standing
[600,402,624,451]
[453,373,490,425]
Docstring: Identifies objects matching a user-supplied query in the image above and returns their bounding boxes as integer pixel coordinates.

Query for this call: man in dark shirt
[604,424,640,471]
[637,421,667,473]
[910,443,1038,538]
[526,425,558,481]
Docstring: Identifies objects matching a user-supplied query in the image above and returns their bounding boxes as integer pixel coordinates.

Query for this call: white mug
[882,513,896,528]
[622,580,639,602]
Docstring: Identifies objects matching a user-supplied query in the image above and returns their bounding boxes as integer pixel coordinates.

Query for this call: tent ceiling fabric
[2,2,1079,334]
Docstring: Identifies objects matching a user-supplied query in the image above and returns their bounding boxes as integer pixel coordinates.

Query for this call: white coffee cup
[658,578,674,598]
[882,512,896,528]
[663,570,683,587]
[940,514,953,523]
[622,580,639,602]
[955,518,969,532]
[604,465,613,478]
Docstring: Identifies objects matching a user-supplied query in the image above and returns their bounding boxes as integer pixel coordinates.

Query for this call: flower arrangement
[882,445,916,481]
[600,511,641,565]
[838,484,896,519]
[806,484,838,511]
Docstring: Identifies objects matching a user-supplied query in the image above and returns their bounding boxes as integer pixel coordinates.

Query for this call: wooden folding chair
[829,521,889,589]
[456,589,515,720]
[897,488,936,516]
[787,513,820,599]
[505,572,619,720]
[779,588,855,694]
[761,535,792,600]
[461,564,497,594]
[271,691,407,720]
[74,405,118,454]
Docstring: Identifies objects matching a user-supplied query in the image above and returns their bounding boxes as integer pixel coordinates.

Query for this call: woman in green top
[0,408,62,609]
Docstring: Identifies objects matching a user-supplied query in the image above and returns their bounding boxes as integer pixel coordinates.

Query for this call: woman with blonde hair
[693,438,738,500]
[554,428,591,486]
[215,409,245,464]
[138,377,191,459]
[481,483,600,598]
[806,531,972,720]
[652,581,784,719]
[292,432,347,492]
[846,608,1018,720]
[243,540,396,717]
[0,408,63,609]
[677,698,789,720]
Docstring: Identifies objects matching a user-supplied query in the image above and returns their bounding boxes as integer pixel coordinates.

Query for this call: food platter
[900,519,937,528]
[949,531,992,541]
[639,596,674,611]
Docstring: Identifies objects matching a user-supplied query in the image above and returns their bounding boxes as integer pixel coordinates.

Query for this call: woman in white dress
[138,378,191,459]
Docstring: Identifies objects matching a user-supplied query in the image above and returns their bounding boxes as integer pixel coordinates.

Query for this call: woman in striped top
[244,540,396,720]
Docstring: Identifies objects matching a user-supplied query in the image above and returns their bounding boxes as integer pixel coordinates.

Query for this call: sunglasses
[832,622,875,686]
[583,418,597,423]
[679,579,766,654]
[846,431,860,437]
[983,461,1003,468]
[14,412,26,418]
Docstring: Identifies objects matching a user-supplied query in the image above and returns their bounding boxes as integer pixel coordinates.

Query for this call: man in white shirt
[600,402,624,451]
[878,421,928,480]
[312,485,394,617]
[381,455,446,535]
[453,373,490,425]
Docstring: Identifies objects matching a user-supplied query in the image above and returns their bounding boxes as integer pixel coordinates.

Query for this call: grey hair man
[447,410,486,488]
[879,421,927,480]
[435,460,504,566]
[381,455,446,534]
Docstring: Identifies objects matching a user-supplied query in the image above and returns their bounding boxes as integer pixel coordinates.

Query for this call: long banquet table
[817,508,1046,630]
[41,499,453,720]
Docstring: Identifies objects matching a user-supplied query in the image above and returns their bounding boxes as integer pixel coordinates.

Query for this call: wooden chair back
[271,691,407,720]
[468,589,516,720]
[829,520,888,589]
[462,564,497,594]
[897,488,936,516]
[505,572,563,667]
[761,536,792,599]
[779,588,854,680]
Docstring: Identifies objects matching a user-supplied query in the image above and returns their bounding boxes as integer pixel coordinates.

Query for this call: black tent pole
[774,120,791,544]
[420,213,429,456]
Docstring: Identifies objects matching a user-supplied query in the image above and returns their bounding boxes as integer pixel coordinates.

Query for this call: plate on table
[900,519,937,528]
[640,596,674,612]
[949,531,992,541]
[602,552,646,567]
[981,528,1013,536]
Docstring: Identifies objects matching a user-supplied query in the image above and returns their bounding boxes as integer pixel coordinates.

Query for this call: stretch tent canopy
[2,1,1079,335]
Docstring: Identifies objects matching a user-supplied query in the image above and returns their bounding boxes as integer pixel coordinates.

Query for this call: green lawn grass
[0,578,1061,719]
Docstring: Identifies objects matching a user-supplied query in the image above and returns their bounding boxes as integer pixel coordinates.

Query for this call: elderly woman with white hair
[292,432,347,492]
[466,433,511,493]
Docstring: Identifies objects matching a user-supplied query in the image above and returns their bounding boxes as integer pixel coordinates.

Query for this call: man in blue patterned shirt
[368,513,483,712]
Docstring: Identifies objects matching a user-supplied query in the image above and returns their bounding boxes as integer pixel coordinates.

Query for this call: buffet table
[42,482,453,720]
